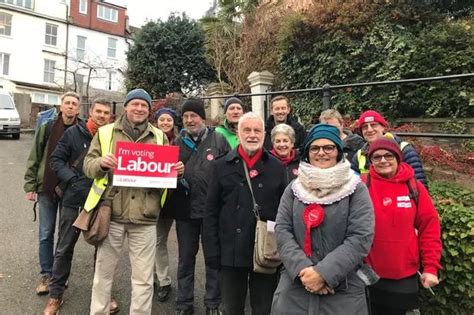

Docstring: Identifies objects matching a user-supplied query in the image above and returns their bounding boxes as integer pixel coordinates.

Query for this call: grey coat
[272,182,374,315]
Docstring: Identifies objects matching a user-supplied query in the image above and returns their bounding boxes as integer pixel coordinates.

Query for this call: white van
[0,89,21,139]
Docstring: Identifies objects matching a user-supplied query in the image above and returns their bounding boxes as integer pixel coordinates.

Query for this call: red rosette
[303,204,325,257]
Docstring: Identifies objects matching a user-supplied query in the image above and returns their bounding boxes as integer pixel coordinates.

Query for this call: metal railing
[199,73,474,139]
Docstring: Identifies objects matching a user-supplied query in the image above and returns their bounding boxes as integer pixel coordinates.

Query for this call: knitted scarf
[292,160,360,205]
[122,114,148,141]
[86,119,99,137]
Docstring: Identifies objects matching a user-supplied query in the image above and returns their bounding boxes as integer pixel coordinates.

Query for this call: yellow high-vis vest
[83,123,166,212]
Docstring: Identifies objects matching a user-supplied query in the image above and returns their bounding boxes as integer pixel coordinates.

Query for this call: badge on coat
[249,169,258,178]
[382,197,392,206]
[292,168,298,176]
[207,154,214,161]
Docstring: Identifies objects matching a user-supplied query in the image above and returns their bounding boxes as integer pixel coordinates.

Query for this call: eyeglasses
[371,153,396,163]
[309,145,336,154]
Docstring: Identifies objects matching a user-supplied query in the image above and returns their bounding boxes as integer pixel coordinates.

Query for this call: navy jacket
[49,121,93,209]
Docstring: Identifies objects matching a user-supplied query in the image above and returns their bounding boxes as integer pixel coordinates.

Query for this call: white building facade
[0,0,130,105]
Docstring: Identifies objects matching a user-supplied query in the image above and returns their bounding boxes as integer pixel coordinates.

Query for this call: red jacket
[363,163,442,280]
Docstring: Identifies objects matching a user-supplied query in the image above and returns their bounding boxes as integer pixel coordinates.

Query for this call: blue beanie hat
[303,123,343,160]
[124,88,152,108]
[154,107,177,121]
[224,97,243,113]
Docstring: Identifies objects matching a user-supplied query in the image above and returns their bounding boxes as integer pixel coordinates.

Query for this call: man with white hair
[204,112,287,315]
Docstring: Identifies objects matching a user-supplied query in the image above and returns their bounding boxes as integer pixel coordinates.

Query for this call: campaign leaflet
[112,141,179,188]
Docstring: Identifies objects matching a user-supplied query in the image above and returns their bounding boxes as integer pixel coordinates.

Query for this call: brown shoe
[36,274,50,295]
[43,297,63,315]
[110,297,119,314]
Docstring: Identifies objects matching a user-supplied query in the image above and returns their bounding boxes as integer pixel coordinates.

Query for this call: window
[107,37,117,58]
[43,59,55,83]
[97,5,117,23]
[106,71,114,90]
[33,93,59,105]
[79,0,87,14]
[0,0,33,9]
[0,52,9,75]
[76,35,86,60]
[45,23,57,46]
[0,12,12,36]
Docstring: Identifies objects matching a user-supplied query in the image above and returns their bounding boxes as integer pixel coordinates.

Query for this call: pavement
[0,133,209,314]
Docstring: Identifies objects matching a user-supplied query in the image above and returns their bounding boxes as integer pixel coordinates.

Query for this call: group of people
[23,89,442,315]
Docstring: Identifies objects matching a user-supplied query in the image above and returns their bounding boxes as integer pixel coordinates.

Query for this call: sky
[109,0,215,27]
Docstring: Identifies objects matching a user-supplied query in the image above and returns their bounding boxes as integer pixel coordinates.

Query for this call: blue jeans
[38,193,60,275]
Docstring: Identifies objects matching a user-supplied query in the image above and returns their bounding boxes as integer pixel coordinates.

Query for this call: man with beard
[263,96,305,151]
[204,112,287,314]
[84,89,178,315]
[174,97,230,315]
[43,99,112,314]
[216,97,245,148]
[24,92,81,295]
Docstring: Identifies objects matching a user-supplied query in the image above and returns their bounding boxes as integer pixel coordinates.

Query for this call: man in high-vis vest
[351,110,427,188]
[84,89,183,315]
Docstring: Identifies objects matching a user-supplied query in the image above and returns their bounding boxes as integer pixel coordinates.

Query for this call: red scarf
[86,119,99,136]
[303,204,325,257]
[271,148,296,166]
[238,145,263,169]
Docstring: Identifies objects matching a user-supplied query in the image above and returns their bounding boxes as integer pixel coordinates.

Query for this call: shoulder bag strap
[242,162,261,220]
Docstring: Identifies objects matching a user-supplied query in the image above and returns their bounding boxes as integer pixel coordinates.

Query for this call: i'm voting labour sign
[113,141,179,189]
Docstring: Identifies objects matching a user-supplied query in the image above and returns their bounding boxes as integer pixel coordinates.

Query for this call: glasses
[371,153,396,163]
[309,145,336,154]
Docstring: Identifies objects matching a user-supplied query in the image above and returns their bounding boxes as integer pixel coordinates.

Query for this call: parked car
[0,89,21,139]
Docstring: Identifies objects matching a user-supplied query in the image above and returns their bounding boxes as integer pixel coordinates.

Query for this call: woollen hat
[181,98,206,120]
[303,123,343,156]
[154,107,177,121]
[368,138,402,163]
[224,97,243,113]
[357,110,388,128]
[124,88,152,108]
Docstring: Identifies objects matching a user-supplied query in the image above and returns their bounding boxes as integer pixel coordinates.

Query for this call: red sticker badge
[249,170,258,178]
[383,197,392,206]
[207,154,214,161]
[292,168,298,176]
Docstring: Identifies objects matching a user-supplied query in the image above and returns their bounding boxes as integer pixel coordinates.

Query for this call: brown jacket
[83,115,168,225]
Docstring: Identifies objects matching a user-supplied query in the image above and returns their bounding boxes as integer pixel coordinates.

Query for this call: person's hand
[174,161,185,176]
[26,192,37,202]
[299,267,325,293]
[100,153,118,170]
[421,273,439,288]
[315,286,335,295]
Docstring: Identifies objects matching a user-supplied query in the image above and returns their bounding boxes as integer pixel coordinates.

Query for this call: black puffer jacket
[49,120,93,209]
[264,115,306,151]
[204,149,287,268]
[174,127,230,219]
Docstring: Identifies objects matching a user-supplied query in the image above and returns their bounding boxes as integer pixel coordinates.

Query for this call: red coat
[362,163,442,280]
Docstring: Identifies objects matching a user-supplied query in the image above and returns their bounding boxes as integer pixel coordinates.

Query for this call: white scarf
[292,160,360,205]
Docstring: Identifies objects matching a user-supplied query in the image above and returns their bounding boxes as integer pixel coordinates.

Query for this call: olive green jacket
[24,123,50,193]
[83,115,168,225]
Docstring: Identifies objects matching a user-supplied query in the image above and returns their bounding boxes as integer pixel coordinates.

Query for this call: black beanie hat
[181,97,206,120]
[224,97,243,113]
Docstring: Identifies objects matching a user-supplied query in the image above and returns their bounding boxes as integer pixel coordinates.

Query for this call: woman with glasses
[363,138,442,315]
[270,124,300,182]
[272,124,375,314]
